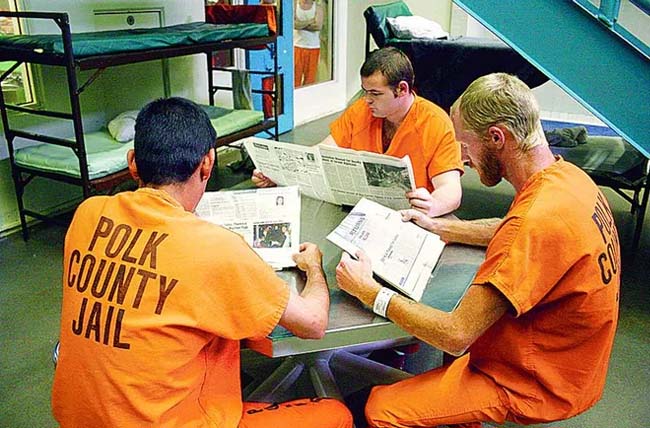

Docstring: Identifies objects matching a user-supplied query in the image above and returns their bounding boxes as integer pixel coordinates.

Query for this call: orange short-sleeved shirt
[52,188,290,428]
[470,159,620,424]
[330,96,463,192]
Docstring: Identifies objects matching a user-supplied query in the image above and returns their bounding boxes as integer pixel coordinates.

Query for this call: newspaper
[326,198,445,301]
[195,186,300,270]
[243,137,416,210]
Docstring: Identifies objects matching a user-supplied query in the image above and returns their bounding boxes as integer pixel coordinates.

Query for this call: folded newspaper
[326,198,445,301]
[195,186,300,270]
[243,137,416,210]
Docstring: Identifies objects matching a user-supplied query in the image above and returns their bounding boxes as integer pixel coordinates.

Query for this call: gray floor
[1,115,649,427]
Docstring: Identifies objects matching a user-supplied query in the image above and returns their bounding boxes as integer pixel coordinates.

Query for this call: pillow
[107,110,139,143]
[386,16,448,40]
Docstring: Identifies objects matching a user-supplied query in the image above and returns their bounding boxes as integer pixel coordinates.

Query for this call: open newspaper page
[315,145,416,210]
[243,137,337,204]
[326,198,444,301]
[195,186,300,270]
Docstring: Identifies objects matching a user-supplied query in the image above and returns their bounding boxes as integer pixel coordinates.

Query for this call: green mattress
[14,107,264,180]
[203,105,265,139]
[0,22,270,58]
[15,130,132,180]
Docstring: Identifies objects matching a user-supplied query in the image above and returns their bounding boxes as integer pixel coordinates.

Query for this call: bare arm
[386,283,508,355]
[406,170,462,217]
[401,210,501,247]
[336,251,509,355]
[305,5,324,31]
[295,4,324,31]
[279,242,330,339]
[294,17,312,30]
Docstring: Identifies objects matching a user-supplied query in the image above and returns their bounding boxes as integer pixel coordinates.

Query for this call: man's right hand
[252,169,277,188]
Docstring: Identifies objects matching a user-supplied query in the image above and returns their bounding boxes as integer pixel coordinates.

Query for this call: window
[0,0,35,105]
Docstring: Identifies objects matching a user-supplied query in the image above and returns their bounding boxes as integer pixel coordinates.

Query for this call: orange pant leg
[365,354,509,428]
[302,47,320,85]
[240,397,352,428]
[294,46,320,87]
[294,46,306,87]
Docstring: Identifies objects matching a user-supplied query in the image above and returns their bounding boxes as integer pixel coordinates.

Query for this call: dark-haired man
[254,47,463,217]
[52,97,352,428]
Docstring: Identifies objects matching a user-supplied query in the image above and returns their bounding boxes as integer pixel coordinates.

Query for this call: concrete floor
[1,115,649,427]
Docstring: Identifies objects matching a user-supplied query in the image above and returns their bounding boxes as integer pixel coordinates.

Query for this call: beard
[476,147,502,187]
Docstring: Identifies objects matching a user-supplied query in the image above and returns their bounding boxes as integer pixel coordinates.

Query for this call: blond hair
[451,73,545,151]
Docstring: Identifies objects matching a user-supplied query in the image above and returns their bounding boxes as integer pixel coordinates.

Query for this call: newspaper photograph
[326,198,445,301]
[242,137,415,210]
[195,186,301,270]
[319,144,416,210]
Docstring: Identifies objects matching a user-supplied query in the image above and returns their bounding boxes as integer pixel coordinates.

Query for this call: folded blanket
[545,126,588,148]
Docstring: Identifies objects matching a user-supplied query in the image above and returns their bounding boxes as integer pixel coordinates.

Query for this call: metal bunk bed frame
[0,10,280,240]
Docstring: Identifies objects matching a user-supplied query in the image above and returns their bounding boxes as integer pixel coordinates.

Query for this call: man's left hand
[406,187,435,216]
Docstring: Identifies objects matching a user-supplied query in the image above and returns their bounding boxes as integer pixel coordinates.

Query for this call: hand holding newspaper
[195,186,300,270]
[326,198,445,301]
[243,137,416,210]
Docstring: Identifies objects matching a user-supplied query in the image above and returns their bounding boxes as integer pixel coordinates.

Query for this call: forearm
[350,277,466,355]
[358,287,468,355]
[305,22,322,32]
[387,294,469,355]
[439,217,501,246]
[299,264,330,331]
[375,282,508,355]
[294,18,313,30]
[426,188,461,217]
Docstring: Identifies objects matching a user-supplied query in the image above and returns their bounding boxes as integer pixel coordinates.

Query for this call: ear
[487,125,507,149]
[200,148,216,182]
[127,149,142,183]
[395,80,410,97]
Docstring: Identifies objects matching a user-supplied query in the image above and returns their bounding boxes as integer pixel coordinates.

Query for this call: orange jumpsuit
[330,96,463,193]
[366,159,620,427]
[52,188,352,428]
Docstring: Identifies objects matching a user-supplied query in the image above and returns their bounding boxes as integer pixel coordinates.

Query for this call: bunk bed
[0,4,280,239]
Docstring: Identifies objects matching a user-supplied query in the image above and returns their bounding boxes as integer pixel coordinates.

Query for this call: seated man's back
[52,97,352,428]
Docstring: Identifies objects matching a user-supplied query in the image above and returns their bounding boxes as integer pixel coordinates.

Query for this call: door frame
[293,0,347,127]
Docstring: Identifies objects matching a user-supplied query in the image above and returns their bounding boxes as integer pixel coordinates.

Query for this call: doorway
[293,0,347,127]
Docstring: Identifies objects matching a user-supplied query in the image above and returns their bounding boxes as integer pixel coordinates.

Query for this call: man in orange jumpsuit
[254,47,463,218]
[52,97,352,428]
[336,73,620,427]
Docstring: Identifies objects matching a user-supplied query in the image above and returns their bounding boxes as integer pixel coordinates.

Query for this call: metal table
[240,195,485,401]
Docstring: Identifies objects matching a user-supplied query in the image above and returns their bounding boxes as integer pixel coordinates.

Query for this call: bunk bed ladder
[57,14,92,201]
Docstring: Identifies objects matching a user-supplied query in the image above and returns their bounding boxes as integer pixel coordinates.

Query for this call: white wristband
[373,287,397,318]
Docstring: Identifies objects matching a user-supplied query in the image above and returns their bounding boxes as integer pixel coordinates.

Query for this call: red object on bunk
[205,4,277,38]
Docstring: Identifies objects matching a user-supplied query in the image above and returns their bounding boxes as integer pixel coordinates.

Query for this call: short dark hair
[134,97,216,185]
[360,47,414,91]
